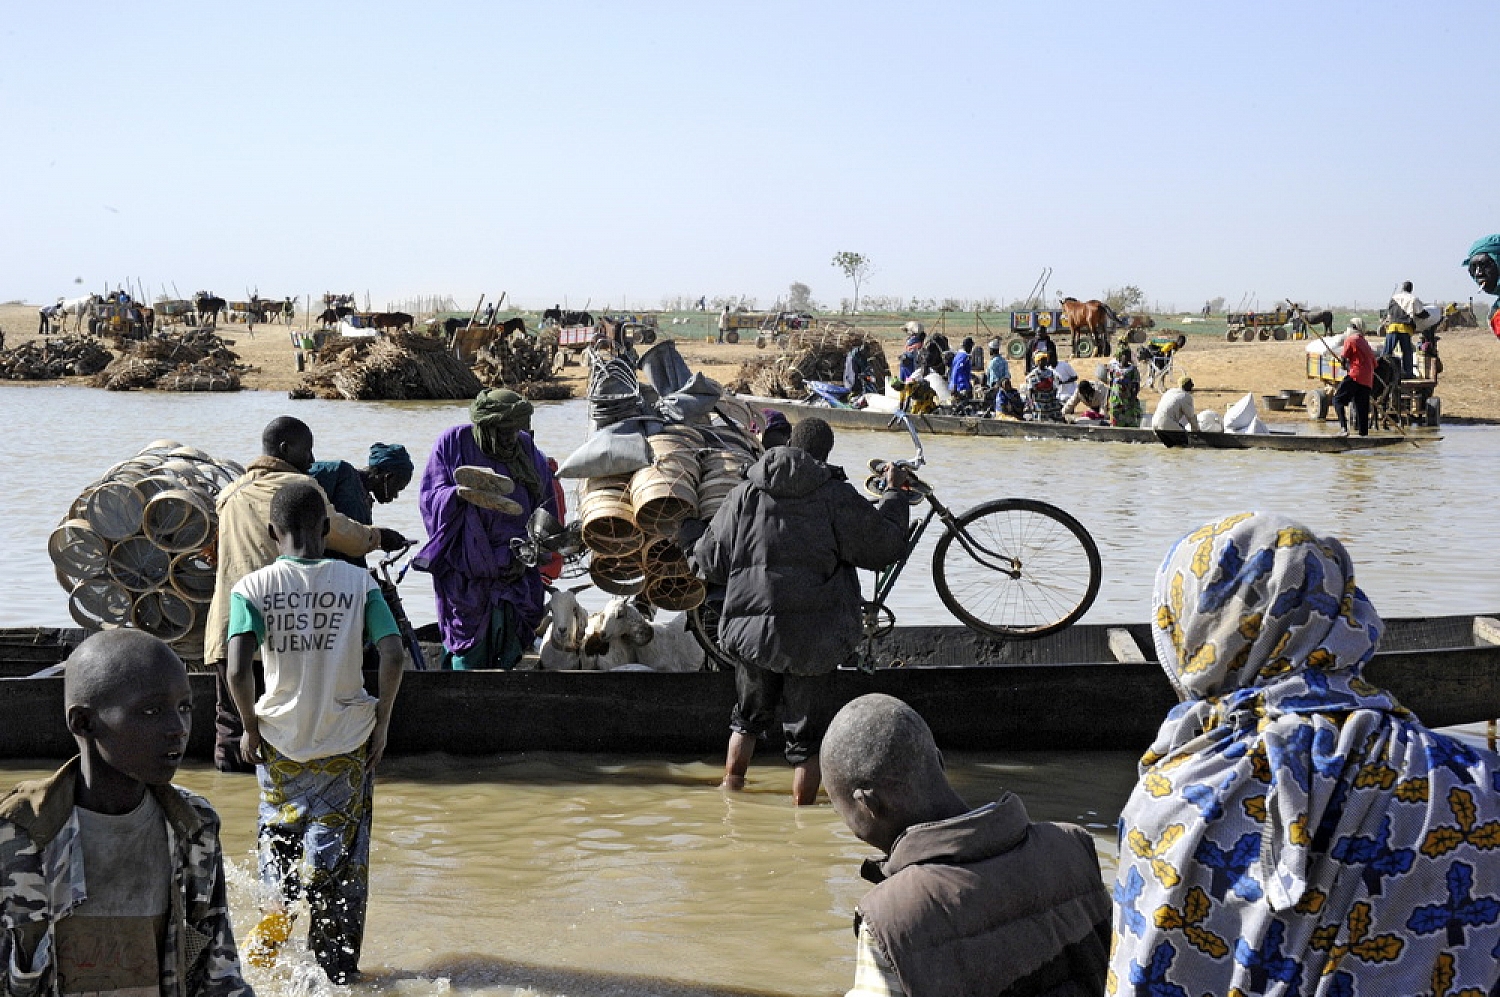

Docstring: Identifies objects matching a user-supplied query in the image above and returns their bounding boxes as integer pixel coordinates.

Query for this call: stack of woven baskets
[49,441,244,662]
[578,425,755,610]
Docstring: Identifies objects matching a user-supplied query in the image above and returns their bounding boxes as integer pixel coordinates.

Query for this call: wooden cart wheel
[1074,337,1096,359]
[1305,388,1330,421]
[755,334,767,349]
[725,330,739,344]
[1226,328,1239,342]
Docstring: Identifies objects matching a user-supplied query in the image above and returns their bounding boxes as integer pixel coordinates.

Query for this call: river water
[3,387,1498,995]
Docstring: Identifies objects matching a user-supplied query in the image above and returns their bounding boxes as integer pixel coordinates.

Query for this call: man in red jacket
[1334,327,1377,437]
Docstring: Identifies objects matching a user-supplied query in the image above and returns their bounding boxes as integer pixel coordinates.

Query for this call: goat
[636,612,706,672]
[531,585,591,670]
[581,596,656,670]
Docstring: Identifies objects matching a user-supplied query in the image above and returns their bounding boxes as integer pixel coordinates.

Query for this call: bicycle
[372,542,429,671]
[687,412,1102,670]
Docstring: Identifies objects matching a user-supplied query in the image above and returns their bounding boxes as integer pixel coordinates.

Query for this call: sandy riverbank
[2,303,1496,425]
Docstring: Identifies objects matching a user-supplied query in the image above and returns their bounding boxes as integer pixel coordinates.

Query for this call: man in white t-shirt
[1151,376,1198,432]
[225,481,403,985]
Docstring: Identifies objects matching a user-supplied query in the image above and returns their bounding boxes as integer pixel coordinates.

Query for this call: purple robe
[415,424,556,655]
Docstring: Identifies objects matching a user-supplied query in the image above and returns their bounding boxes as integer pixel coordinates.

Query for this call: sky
[3,1,1497,313]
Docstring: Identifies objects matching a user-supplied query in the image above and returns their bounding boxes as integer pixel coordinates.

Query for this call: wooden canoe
[3,614,1497,759]
[740,395,1431,453]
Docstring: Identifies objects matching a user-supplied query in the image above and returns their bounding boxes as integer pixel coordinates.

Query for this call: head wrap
[470,389,541,500]
[1462,233,1500,265]
[367,442,413,478]
[1179,376,1194,391]
[1108,510,1500,995]
[760,409,791,434]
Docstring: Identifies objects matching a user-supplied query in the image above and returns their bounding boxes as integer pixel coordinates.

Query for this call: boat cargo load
[48,441,245,665]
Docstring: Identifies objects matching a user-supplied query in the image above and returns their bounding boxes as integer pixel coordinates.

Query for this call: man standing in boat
[205,416,407,772]
[693,417,910,805]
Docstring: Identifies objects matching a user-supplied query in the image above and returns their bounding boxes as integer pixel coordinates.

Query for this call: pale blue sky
[3,2,1495,312]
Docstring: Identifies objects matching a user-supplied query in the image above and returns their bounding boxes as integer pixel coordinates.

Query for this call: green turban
[470,389,541,500]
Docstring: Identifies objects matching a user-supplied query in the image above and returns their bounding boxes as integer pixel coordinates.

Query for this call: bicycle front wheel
[932,498,1101,639]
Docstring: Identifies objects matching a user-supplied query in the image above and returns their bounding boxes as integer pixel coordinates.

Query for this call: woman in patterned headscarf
[1108,512,1500,997]
[414,389,556,669]
[1106,343,1142,427]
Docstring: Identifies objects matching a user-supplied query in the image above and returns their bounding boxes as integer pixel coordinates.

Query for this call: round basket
[643,536,693,578]
[579,481,643,556]
[48,519,110,582]
[69,578,135,628]
[133,474,182,503]
[132,588,197,642]
[589,554,646,595]
[169,550,216,603]
[643,573,706,612]
[630,463,698,535]
[83,481,146,541]
[143,489,214,552]
[109,535,171,590]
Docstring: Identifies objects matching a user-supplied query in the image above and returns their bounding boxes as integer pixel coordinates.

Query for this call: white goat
[581,596,656,670]
[533,586,591,670]
[637,612,707,672]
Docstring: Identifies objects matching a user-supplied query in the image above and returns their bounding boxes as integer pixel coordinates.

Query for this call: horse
[1058,296,1123,356]
[58,295,100,333]
[1285,301,1333,337]
[193,292,225,328]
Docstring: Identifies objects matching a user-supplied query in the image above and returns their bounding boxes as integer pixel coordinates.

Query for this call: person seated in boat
[993,377,1026,420]
[897,333,925,383]
[1149,376,1197,431]
[1062,379,1104,423]
[983,339,1007,388]
[1051,358,1079,402]
[822,693,1111,997]
[308,442,415,566]
[947,337,975,402]
[1109,511,1500,997]
[1023,353,1064,422]
[844,341,882,399]
[1026,329,1058,374]
[415,388,557,670]
[760,409,792,449]
[0,630,252,997]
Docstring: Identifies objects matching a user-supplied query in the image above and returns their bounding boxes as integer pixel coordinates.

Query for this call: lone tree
[831,252,873,311]
[787,282,813,312]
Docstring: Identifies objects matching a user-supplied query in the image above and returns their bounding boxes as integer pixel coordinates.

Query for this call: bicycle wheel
[932,498,1101,639]
[686,601,737,672]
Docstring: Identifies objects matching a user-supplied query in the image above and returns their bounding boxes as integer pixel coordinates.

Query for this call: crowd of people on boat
[866,322,1155,428]
[7,236,1500,997]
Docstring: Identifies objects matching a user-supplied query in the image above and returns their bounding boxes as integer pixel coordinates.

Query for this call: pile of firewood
[291,331,482,401]
[0,335,113,380]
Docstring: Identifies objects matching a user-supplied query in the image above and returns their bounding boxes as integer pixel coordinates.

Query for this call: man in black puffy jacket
[693,417,910,805]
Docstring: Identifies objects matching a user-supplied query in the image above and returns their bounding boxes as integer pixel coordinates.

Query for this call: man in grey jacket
[823,694,1110,997]
[694,418,910,805]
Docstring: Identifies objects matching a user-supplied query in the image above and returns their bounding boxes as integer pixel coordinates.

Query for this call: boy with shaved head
[0,630,252,997]
[822,694,1109,997]
[226,481,403,985]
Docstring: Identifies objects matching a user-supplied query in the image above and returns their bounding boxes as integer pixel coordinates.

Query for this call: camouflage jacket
[0,759,253,997]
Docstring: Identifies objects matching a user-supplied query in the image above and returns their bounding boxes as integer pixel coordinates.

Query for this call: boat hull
[2,615,1496,759]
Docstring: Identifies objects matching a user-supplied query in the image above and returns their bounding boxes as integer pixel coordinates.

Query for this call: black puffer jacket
[693,447,909,676]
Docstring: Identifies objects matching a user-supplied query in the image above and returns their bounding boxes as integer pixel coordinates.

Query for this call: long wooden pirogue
[2,613,1497,759]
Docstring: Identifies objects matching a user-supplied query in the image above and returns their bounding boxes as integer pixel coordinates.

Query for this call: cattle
[542,306,592,327]
[193,292,226,328]
[369,311,414,332]
[1059,296,1123,356]
[318,305,355,328]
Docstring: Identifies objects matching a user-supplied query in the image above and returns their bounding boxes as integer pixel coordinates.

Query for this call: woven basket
[588,553,647,595]
[48,519,110,581]
[143,489,214,553]
[579,475,643,556]
[643,573,706,611]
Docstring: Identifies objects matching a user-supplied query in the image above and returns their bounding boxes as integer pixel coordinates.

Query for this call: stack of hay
[89,329,242,392]
[0,335,113,380]
[292,331,483,401]
[472,334,575,400]
[730,327,889,398]
[50,441,245,665]
[577,425,757,611]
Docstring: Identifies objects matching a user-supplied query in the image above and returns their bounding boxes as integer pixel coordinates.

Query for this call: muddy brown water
[4,388,1499,994]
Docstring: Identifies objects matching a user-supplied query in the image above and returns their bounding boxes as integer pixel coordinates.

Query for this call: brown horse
[1059,296,1123,356]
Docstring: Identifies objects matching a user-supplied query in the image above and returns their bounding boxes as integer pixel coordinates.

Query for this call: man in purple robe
[415,389,557,669]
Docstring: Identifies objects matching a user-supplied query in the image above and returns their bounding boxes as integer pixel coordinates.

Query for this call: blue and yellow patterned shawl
[1108,512,1500,996]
